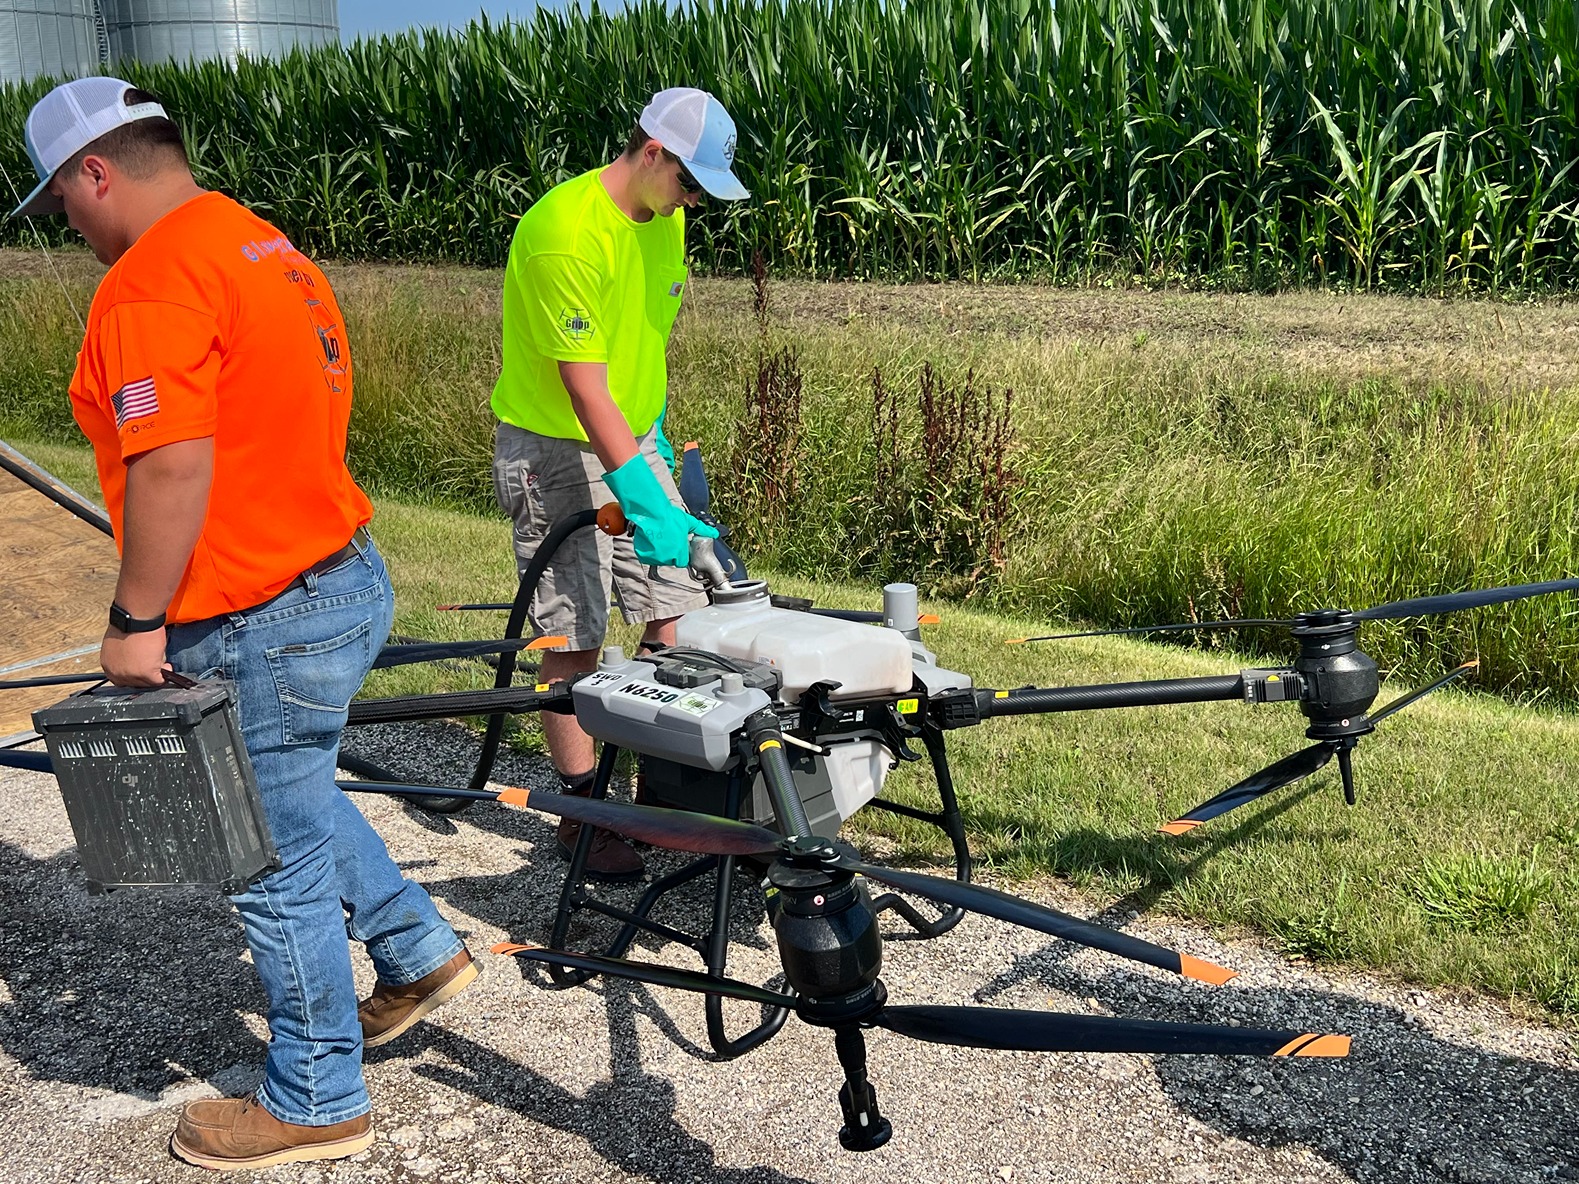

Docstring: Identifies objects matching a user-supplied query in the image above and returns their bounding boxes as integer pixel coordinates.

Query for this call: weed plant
[1412,850,1554,932]
[3,1,1579,291]
[728,254,806,543]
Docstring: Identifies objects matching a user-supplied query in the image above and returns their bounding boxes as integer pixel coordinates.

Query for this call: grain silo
[0,0,105,85]
[100,0,337,67]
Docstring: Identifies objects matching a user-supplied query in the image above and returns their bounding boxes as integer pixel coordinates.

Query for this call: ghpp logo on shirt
[560,308,595,341]
[240,234,297,263]
[111,376,159,428]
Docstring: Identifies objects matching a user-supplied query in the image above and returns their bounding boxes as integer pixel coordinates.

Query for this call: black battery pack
[32,680,279,895]
[641,753,844,839]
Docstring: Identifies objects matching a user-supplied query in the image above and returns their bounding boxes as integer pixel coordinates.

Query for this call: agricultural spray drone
[326,463,1565,1150]
[7,442,1576,1152]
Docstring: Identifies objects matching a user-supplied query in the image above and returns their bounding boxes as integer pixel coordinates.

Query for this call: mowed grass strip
[10,436,1577,1021]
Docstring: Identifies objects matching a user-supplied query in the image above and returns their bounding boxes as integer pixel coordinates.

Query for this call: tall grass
[3,1,1578,290]
[8,258,1579,698]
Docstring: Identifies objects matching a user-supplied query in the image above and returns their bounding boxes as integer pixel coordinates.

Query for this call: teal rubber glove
[652,409,676,470]
[603,453,718,569]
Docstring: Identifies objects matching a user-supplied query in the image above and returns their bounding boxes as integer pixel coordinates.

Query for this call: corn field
[2,0,1578,289]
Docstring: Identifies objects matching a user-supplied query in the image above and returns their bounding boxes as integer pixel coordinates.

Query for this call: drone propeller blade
[830,857,1234,984]
[1368,660,1478,726]
[1355,577,1579,621]
[1159,742,1336,836]
[1008,618,1288,644]
[871,1005,1349,1057]
[493,944,798,1008]
[496,788,783,856]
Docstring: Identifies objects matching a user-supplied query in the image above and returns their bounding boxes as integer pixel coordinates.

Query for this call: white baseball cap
[638,87,749,201]
[11,76,170,219]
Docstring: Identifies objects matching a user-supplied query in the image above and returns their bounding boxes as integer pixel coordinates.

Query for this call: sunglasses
[662,149,703,195]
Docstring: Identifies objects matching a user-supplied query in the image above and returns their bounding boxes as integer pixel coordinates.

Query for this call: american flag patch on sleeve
[111,377,159,428]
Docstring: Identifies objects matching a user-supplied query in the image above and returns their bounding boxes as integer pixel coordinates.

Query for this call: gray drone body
[571,581,972,836]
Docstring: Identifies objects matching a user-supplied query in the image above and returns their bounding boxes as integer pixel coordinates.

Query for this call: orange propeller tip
[1005,638,1027,645]
[918,613,941,625]
[683,440,699,450]
[1158,819,1202,836]
[525,635,570,650]
[1274,1033,1351,1058]
[496,786,529,808]
[436,604,458,611]
[1179,954,1238,986]
[490,941,540,956]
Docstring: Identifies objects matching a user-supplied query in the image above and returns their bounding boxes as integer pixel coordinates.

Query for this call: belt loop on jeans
[292,525,371,594]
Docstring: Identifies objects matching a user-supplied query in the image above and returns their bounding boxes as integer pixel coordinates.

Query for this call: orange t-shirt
[70,192,373,625]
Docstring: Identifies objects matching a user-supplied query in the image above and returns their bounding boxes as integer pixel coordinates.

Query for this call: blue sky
[338,1,583,37]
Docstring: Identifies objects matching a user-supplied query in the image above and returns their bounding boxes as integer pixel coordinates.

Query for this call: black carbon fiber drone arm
[346,678,576,726]
[928,669,1306,729]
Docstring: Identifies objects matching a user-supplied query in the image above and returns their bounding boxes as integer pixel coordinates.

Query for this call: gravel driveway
[1,721,1573,1183]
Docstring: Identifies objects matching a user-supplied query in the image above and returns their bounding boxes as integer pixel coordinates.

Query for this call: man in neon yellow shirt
[492,88,749,879]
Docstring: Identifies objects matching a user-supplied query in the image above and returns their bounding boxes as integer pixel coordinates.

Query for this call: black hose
[466,507,601,797]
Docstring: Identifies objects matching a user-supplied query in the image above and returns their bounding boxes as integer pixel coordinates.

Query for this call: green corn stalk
[0,0,1576,290]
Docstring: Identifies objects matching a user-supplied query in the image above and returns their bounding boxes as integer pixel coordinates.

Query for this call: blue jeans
[166,535,462,1126]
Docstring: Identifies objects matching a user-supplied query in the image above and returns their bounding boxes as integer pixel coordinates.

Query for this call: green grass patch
[1412,851,1554,932]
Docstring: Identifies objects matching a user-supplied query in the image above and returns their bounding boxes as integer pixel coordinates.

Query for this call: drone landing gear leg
[546,741,625,986]
[866,724,970,938]
[704,773,791,1058]
[833,1025,892,1152]
[545,763,792,1057]
[704,851,791,1058]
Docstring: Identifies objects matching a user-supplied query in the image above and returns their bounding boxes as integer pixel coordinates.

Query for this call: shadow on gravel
[1064,963,1573,1184]
[0,839,265,1101]
[962,851,1579,1184]
[415,799,780,961]
[393,992,816,1184]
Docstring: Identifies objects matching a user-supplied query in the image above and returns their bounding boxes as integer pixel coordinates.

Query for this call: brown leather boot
[359,948,479,1048]
[170,1095,373,1171]
[555,782,645,882]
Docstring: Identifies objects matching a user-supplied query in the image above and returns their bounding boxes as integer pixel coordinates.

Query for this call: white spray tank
[674,579,914,703]
[672,579,971,834]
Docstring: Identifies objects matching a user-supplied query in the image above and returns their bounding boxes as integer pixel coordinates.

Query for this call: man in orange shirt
[13,77,474,1170]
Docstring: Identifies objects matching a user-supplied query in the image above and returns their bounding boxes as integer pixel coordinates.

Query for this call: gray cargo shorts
[492,421,709,651]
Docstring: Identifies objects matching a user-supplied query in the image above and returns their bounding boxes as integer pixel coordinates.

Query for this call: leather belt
[289,525,370,592]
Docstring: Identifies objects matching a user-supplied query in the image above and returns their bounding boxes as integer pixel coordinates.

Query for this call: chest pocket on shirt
[647,266,689,335]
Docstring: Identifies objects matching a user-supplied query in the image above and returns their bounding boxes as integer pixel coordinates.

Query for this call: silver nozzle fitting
[690,534,732,590]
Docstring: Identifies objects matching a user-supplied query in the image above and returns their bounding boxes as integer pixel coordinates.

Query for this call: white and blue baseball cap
[11,77,169,219]
[638,87,749,201]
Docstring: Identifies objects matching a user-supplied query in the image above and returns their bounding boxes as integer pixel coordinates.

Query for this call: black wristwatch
[109,602,167,634]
